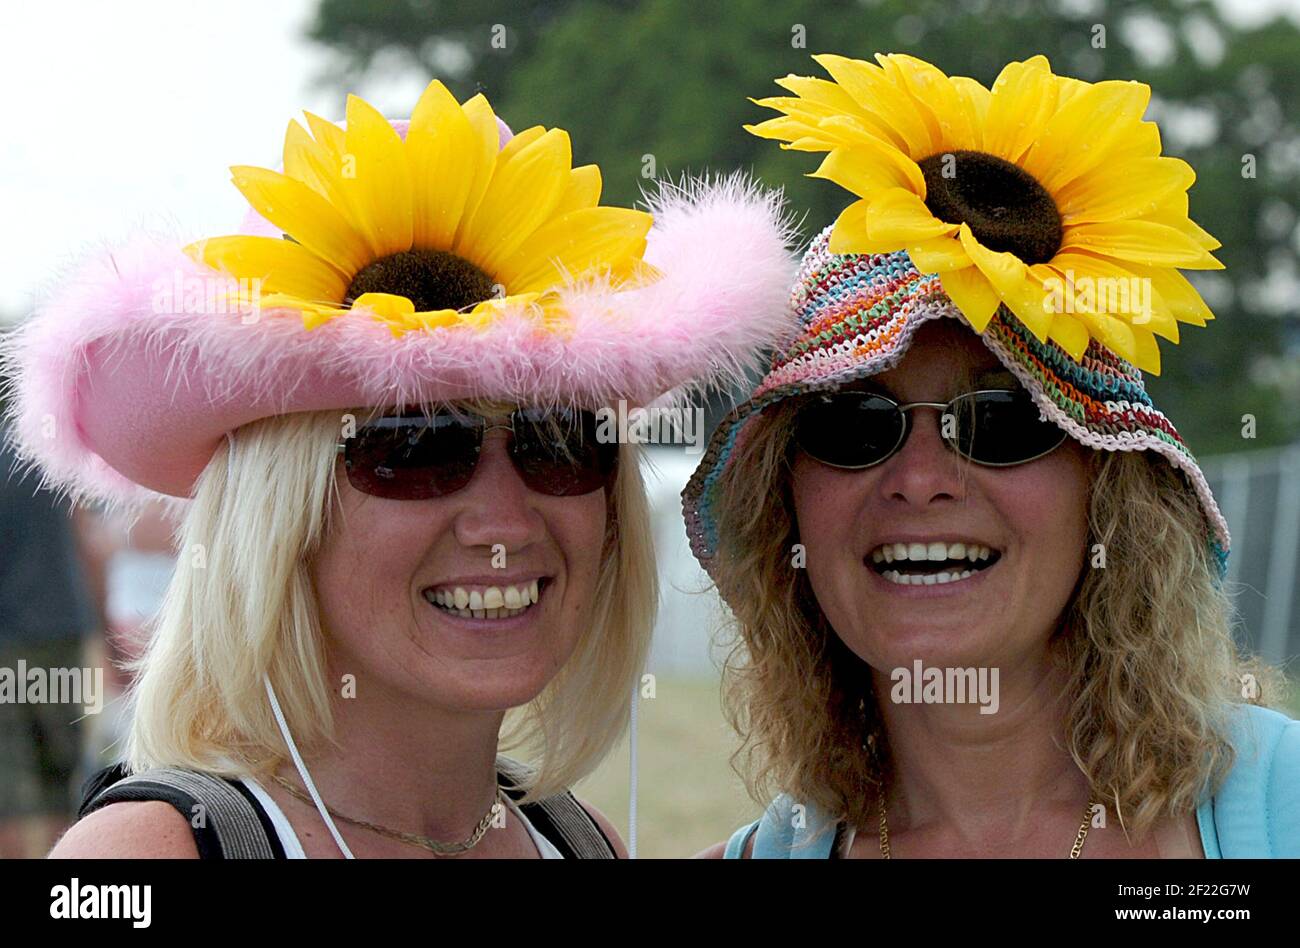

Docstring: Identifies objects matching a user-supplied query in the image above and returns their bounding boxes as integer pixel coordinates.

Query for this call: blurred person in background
[79,500,177,775]
[0,436,102,857]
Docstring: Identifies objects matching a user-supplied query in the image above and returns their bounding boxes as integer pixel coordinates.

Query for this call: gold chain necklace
[271,774,505,856]
[875,791,1097,858]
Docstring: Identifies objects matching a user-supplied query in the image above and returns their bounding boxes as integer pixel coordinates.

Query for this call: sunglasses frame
[794,388,1069,470]
[334,407,618,499]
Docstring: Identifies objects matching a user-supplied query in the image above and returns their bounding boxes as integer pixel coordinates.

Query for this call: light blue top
[724,703,1300,859]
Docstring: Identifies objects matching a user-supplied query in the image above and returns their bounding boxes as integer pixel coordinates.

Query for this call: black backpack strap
[79,763,283,859]
[496,756,618,859]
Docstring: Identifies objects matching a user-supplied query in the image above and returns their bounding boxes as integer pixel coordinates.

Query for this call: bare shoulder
[48,802,199,859]
[574,797,630,858]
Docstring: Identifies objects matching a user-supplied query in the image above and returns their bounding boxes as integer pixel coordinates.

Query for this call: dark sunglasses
[336,408,618,500]
[793,388,1068,469]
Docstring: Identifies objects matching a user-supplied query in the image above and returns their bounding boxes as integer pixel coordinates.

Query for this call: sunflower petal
[1054,156,1195,225]
[1062,220,1222,268]
[457,127,571,275]
[810,145,925,200]
[184,235,347,303]
[454,94,505,246]
[1046,312,1090,360]
[981,56,1059,163]
[339,94,414,257]
[956,223,1052,339]
[229,165,367,278]
[827,199,897,254]
[497,207,652,293]
[939,266,1002,331]
[406,79,482,251]
[551,165,602,217]
[863,188,957,244]
[906,235,971,273]
[812,54,934,156]
[1020,79,1151,192]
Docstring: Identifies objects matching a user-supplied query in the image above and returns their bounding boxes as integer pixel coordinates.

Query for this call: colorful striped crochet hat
[683,51,1232,581]
[682,228,1230,580]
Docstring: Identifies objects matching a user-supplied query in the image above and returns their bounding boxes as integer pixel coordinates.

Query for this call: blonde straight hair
[126,405,657,804]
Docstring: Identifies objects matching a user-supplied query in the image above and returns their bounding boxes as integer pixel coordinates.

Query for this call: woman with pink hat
[686,52,1299,859]
[4,79,795,857]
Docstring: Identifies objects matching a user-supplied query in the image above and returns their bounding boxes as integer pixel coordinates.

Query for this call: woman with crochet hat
[687,53,1300,859]
[4,79,795,858]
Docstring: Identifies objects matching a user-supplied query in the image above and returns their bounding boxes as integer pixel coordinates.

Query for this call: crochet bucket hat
[3,80,797,508]
[683,52,1231,581]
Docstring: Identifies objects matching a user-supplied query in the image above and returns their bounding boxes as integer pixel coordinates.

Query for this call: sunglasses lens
[950,391,1067,464]
[510,408,617,496]
[344,415,481,499]
[795,393,904,468]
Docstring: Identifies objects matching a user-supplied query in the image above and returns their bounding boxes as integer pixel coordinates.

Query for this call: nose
[874,405,966,507]
[449,430,545,552]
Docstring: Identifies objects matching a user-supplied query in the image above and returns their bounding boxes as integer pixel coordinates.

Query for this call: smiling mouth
[867,541,1002,587]
[421,578,548,619]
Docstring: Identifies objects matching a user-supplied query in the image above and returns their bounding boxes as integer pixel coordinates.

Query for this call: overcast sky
[2,0,1297,322]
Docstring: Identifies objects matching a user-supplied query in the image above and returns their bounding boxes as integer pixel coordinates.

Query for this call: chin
[843,617,998,673]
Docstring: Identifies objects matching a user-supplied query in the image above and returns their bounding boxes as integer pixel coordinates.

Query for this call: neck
[869,644,1088,845]
[274,664,506,843]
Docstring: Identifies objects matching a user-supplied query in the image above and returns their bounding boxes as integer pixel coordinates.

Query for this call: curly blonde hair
[709,398,1286,840]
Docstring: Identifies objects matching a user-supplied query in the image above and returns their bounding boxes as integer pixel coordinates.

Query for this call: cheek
[992,449,1091,580]
[544,492,609,593]
[310,487,447,625]
[791,458,863,590]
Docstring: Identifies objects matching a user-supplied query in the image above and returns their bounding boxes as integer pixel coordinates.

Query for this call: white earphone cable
[264,674,355,859]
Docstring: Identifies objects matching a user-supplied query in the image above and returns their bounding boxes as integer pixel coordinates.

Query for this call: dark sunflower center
[344,249,496,312]
[917,150,1062,265]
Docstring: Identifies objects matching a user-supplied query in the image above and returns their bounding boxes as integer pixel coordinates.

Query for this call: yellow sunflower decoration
[186,80,654,337]
[747,53,1222,374]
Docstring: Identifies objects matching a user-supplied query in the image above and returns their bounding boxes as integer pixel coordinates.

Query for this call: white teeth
[881,568,977,586]
[426,581,544,619]
[872,542,994,563]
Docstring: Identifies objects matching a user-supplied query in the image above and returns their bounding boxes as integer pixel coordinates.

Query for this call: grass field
[572,675,761,859]
[574,674,1300,858]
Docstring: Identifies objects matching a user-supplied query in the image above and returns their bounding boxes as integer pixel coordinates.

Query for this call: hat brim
[4,173,797,506]
[682,237,1230,583]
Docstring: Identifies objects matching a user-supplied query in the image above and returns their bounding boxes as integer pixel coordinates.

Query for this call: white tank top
[239,776,564,859]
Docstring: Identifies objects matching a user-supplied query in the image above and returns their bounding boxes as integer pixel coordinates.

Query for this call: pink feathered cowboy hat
[3,80,797,508]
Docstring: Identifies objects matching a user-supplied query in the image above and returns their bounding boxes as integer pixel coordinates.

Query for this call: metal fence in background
[1202,443,1300,671]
